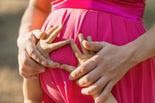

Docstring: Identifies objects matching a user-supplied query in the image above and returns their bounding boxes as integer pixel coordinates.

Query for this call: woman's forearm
[19,0,50,37]
[127,25,155,64]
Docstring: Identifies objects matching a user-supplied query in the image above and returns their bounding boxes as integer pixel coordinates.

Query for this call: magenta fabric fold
[51,0,145,21]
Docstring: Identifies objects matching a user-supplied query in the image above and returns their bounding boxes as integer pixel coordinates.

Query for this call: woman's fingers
[26,40,49,67]
[69,56,97,80]
[46,39,71,52]
[81,75,110,95]
[60,64,75,73]
[77,68,101,88]
[103,93,118,103]
[95,81,114,103]
[70,39,83,59]
[18,50,46,79]
[46,25,62,43]
[78,33,89,55]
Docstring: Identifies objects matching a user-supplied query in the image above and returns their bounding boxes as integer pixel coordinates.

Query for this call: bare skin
[66,26,155,103]
[27,32,117,103]
[17,0,53,79]
[61,34,117,103]
[18,0,155,102]
[23,26,71,103]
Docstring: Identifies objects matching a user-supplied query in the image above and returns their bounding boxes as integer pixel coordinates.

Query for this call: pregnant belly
[49,43,78,67]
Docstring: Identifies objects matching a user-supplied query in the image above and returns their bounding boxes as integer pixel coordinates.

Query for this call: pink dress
[40,0,155,103]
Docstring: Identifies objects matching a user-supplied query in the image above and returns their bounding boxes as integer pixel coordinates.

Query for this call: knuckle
[19,71,24,77]
[21,59,28,67]
[20,67,25,72]
[94,83,101,90]
[80,65,88,73]
[93,55,100,62]
[107,85,113,92]
[29,49,35,56]
[34,55,40,62]
[19,67,26,74]
[22,58,27,65]
[89,84,101,95]
[102,91,110,100]
[41,61,48,67]
[84,76,91,83]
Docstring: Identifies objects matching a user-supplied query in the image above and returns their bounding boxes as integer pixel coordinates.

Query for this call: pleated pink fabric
[40,0,155,103]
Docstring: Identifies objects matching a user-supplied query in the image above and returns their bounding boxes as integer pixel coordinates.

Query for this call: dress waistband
[51,0,145,21]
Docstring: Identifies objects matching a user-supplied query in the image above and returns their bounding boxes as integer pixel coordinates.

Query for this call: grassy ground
[0,66,23,103]
[0,0,154,103]
[0,1,28,103]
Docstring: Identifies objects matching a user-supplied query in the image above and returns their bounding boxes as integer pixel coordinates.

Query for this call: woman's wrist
[125,28,155,65]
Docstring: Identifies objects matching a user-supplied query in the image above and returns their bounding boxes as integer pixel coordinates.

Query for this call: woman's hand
[67,39,136,103]
[17,25,70,79]
[61,34,117,103]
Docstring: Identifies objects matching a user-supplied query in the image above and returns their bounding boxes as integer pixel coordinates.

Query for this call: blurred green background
[0,0,155,103]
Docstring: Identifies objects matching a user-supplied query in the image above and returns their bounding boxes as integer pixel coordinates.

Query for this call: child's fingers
[45,26,59,36]
[47,58,60,68]
[32,30,46,40]
[46,39,70,52]
[82,40,104,52]
[60,64,75,73]
[46,25,62,43]
[70,39,83,59]
[78,33,89,55]
[87,36,92,42]
[87,36,94,55]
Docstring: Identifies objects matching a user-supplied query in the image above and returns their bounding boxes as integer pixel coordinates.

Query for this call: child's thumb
[82,40,103,52]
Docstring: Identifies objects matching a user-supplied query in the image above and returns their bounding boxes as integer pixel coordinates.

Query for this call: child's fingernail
[69,75,74,80]
[55,63,60,68]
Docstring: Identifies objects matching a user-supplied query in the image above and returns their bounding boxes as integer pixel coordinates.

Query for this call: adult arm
[17,0,52,78]
[68,24,155,103]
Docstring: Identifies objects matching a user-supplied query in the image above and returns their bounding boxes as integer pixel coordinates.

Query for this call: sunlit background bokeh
[0,0,155,103]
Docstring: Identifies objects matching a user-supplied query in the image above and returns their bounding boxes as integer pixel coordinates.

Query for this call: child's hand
[60,34,117,103]
[33,25,71,68]
[60,34,94,72]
